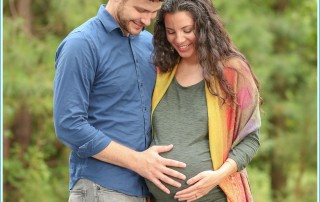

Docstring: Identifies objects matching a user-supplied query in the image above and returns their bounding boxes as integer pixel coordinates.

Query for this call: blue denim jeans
[69,179,147,202]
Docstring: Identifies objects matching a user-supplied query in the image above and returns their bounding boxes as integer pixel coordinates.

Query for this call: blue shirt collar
[97,4,120,33]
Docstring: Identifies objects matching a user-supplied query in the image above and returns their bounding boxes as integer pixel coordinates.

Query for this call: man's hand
[133,144,187,194]
[93,142,186,194]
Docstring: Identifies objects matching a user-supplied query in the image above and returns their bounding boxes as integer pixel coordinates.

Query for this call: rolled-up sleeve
[54,35,111,158]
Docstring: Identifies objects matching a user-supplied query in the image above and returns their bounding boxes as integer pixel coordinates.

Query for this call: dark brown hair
[153,0,260,103]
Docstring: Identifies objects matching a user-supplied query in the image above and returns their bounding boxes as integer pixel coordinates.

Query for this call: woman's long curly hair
[153,0,260,103]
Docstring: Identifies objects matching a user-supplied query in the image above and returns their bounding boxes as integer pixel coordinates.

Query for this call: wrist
[126,150,141,172]
[216,159,238,179]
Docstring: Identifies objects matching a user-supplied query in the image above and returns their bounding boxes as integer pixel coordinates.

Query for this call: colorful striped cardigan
[151,58,261,202]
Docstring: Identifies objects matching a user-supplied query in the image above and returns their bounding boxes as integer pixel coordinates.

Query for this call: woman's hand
[174,158,238,201]
[174,170,221,202]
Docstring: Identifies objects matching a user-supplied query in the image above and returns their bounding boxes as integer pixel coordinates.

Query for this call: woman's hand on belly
[174,158,238,202]
[173,170,221,202]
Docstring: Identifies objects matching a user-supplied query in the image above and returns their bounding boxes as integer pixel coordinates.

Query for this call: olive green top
[146,78,259,201]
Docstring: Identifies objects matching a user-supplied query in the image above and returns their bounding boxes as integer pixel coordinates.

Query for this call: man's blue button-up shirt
[54,5,156,197]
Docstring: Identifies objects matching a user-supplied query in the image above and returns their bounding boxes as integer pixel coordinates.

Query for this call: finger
[157,172,183,188]
[162,166,186,180]
[150,178,171,194]
[152,145,187,168]
[175,192,199,201]
[187,198,197,202]
[162,157,187,168]
[153,144,174,153]
[187,173,203,185]
[175,184,198,196]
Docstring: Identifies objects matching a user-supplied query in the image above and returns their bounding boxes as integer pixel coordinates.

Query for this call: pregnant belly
[145,146,214,201]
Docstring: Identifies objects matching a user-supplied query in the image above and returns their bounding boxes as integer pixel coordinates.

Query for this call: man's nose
[141,13,153,26]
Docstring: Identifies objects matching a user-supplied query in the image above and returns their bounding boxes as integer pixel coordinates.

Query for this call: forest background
[2,0,318,201]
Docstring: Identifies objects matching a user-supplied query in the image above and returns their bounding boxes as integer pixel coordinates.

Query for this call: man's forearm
[93,141,140,170]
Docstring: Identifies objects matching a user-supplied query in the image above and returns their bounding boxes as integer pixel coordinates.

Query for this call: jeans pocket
[96,185,120,195]
[69,188,86,202]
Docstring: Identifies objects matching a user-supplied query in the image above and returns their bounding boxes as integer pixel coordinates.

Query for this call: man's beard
[117,16,131,35]
[116,3,132,35]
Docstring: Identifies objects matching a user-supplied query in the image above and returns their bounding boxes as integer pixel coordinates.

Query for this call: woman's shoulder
[222,57,251,75]
[221,57,257,89]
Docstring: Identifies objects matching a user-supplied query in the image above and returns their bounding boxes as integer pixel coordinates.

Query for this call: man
[54,0,186,201]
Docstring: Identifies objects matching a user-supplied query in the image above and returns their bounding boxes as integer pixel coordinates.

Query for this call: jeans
[69,179,147,202]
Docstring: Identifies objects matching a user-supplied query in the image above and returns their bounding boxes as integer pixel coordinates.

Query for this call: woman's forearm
[216,158,238,181]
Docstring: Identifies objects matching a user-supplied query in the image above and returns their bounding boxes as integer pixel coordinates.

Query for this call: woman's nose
[175,33,185,44]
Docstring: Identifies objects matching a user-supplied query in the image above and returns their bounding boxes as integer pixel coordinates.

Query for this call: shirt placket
[128,37,148,149]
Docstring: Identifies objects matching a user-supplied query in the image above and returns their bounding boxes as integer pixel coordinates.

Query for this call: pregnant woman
[146,0,262,201]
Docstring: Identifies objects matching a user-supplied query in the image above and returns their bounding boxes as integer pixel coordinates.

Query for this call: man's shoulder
[56,20,98,59]
[134,30,153,49]
[70,17,100,37]
[60,17,107,49]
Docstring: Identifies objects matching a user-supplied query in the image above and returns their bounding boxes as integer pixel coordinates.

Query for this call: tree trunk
[272,0,288,12]
[3,135,10,159]
[16,0,33,35]
[4,103,32,201]
[270,155,287,201]
[269,113,288,201]
[11,103,33,157]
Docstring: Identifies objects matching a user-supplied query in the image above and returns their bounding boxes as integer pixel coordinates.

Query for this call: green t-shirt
[146,77,259,202]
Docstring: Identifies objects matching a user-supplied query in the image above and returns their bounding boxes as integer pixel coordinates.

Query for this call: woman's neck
[175,59,204,87]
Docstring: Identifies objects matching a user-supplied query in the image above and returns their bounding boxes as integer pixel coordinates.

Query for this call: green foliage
[3,0,317,201]
[247,166,272,202]
[47,0,105,36]
[3,4,70,201]
[4,144,69,202]
[216,1,317,201]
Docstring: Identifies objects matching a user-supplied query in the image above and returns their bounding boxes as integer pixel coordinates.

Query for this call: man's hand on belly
[132,144,187,194]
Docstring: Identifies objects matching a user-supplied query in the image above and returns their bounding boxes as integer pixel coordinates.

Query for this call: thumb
[187,174,202,185]
[155,144,174,153]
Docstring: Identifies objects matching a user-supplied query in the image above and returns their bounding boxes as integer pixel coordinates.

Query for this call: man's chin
[129,28,144,36]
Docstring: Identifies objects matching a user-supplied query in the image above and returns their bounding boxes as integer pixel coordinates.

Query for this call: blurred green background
[3,0,317,201]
